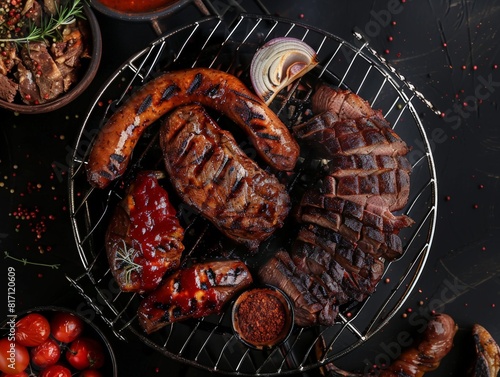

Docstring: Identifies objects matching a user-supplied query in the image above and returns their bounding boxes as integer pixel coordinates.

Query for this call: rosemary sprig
[0,0,85,44]
[4,251,61,269]
[115,240,142,285]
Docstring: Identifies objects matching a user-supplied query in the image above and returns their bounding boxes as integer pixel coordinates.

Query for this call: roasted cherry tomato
[79,370,104,377]
[30,337,61,369]
[15,313,50,347]
[66,338,105,370]
[50,312,84,343]
[39,364,72,377]
[0,338,29,375]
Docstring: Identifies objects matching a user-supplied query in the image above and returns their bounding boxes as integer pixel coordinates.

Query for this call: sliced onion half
[250,37,318,105]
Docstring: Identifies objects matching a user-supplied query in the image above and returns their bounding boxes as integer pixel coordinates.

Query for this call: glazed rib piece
[105,171,185,293]
[160,104,290,250]
[138,260,253,334]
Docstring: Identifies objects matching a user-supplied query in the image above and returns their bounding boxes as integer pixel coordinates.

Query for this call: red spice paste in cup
[98,0,179,13]
[233,288,292,348]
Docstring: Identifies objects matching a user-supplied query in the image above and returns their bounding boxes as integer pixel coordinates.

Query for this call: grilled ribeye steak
[292,112,409,159]
[105,171,185,293]
[258,223,386,327]
[138,260,252,334]
[160,104,291,250]
[260,85,414,326]
[258,249,339,327]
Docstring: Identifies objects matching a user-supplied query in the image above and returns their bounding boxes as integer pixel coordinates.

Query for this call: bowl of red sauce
[89,0,194,22]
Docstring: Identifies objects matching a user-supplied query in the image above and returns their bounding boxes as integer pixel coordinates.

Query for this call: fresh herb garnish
[0,0,85,44]
[4,251,61,269]
[115,240,143,285]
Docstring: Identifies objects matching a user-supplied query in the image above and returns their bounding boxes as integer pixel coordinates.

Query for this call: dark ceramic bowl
[1,306,118,376]
[89,0,194,22]
[0,3,102,114]
[231,285,294,350]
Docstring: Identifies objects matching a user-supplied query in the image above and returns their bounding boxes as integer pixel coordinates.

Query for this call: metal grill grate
[68,14,438,375]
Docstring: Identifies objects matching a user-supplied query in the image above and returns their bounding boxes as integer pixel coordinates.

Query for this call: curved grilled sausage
[160,104,290,250]
[377,313,457,377]
[320,313,457,377]
[87,67,300,188]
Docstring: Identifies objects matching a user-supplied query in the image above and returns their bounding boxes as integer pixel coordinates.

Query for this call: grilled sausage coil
[86,67,300,188]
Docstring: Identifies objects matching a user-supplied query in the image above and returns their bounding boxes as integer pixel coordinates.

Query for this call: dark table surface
[1,1,499,376]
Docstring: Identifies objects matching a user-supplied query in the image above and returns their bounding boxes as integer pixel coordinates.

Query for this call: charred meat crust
[138,260,252,334]
[160,104,291,250]
[260,85,414,327]
[86,67,300,188]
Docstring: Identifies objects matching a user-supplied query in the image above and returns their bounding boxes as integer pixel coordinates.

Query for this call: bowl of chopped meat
[0,0,102,114]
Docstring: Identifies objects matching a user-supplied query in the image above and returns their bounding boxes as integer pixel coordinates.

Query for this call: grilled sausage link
[160,104,290,250]
[320,313,457,377]
[377,313,457,377]
[87,67,300,188]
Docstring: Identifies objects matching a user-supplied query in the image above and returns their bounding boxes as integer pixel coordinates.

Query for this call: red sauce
[128,171,183,291]
[98,0,180,13]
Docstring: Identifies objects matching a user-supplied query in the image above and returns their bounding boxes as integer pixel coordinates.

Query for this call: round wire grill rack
[68,14,438,375]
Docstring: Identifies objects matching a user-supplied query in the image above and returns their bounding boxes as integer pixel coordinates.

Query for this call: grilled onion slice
[250,37,318,105]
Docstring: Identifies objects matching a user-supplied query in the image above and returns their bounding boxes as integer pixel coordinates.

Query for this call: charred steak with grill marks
[160,104,291,250]
[258,85,414,327]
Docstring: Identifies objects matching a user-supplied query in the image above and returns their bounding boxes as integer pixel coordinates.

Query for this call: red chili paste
[235,290,286,345]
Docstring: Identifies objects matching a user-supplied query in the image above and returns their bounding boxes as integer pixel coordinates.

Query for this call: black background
[1,0,499,376]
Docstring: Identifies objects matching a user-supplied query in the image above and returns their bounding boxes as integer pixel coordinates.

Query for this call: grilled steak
[138,260,253,334]
[105,171,185,293]
[293,112,409,159]
[312,85,377,119]
[260,85,414,327]
[258,249,339,327]
[160,104,290,250]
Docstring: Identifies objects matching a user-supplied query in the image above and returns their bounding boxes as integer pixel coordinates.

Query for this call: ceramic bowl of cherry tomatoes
[0,306,117,377]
